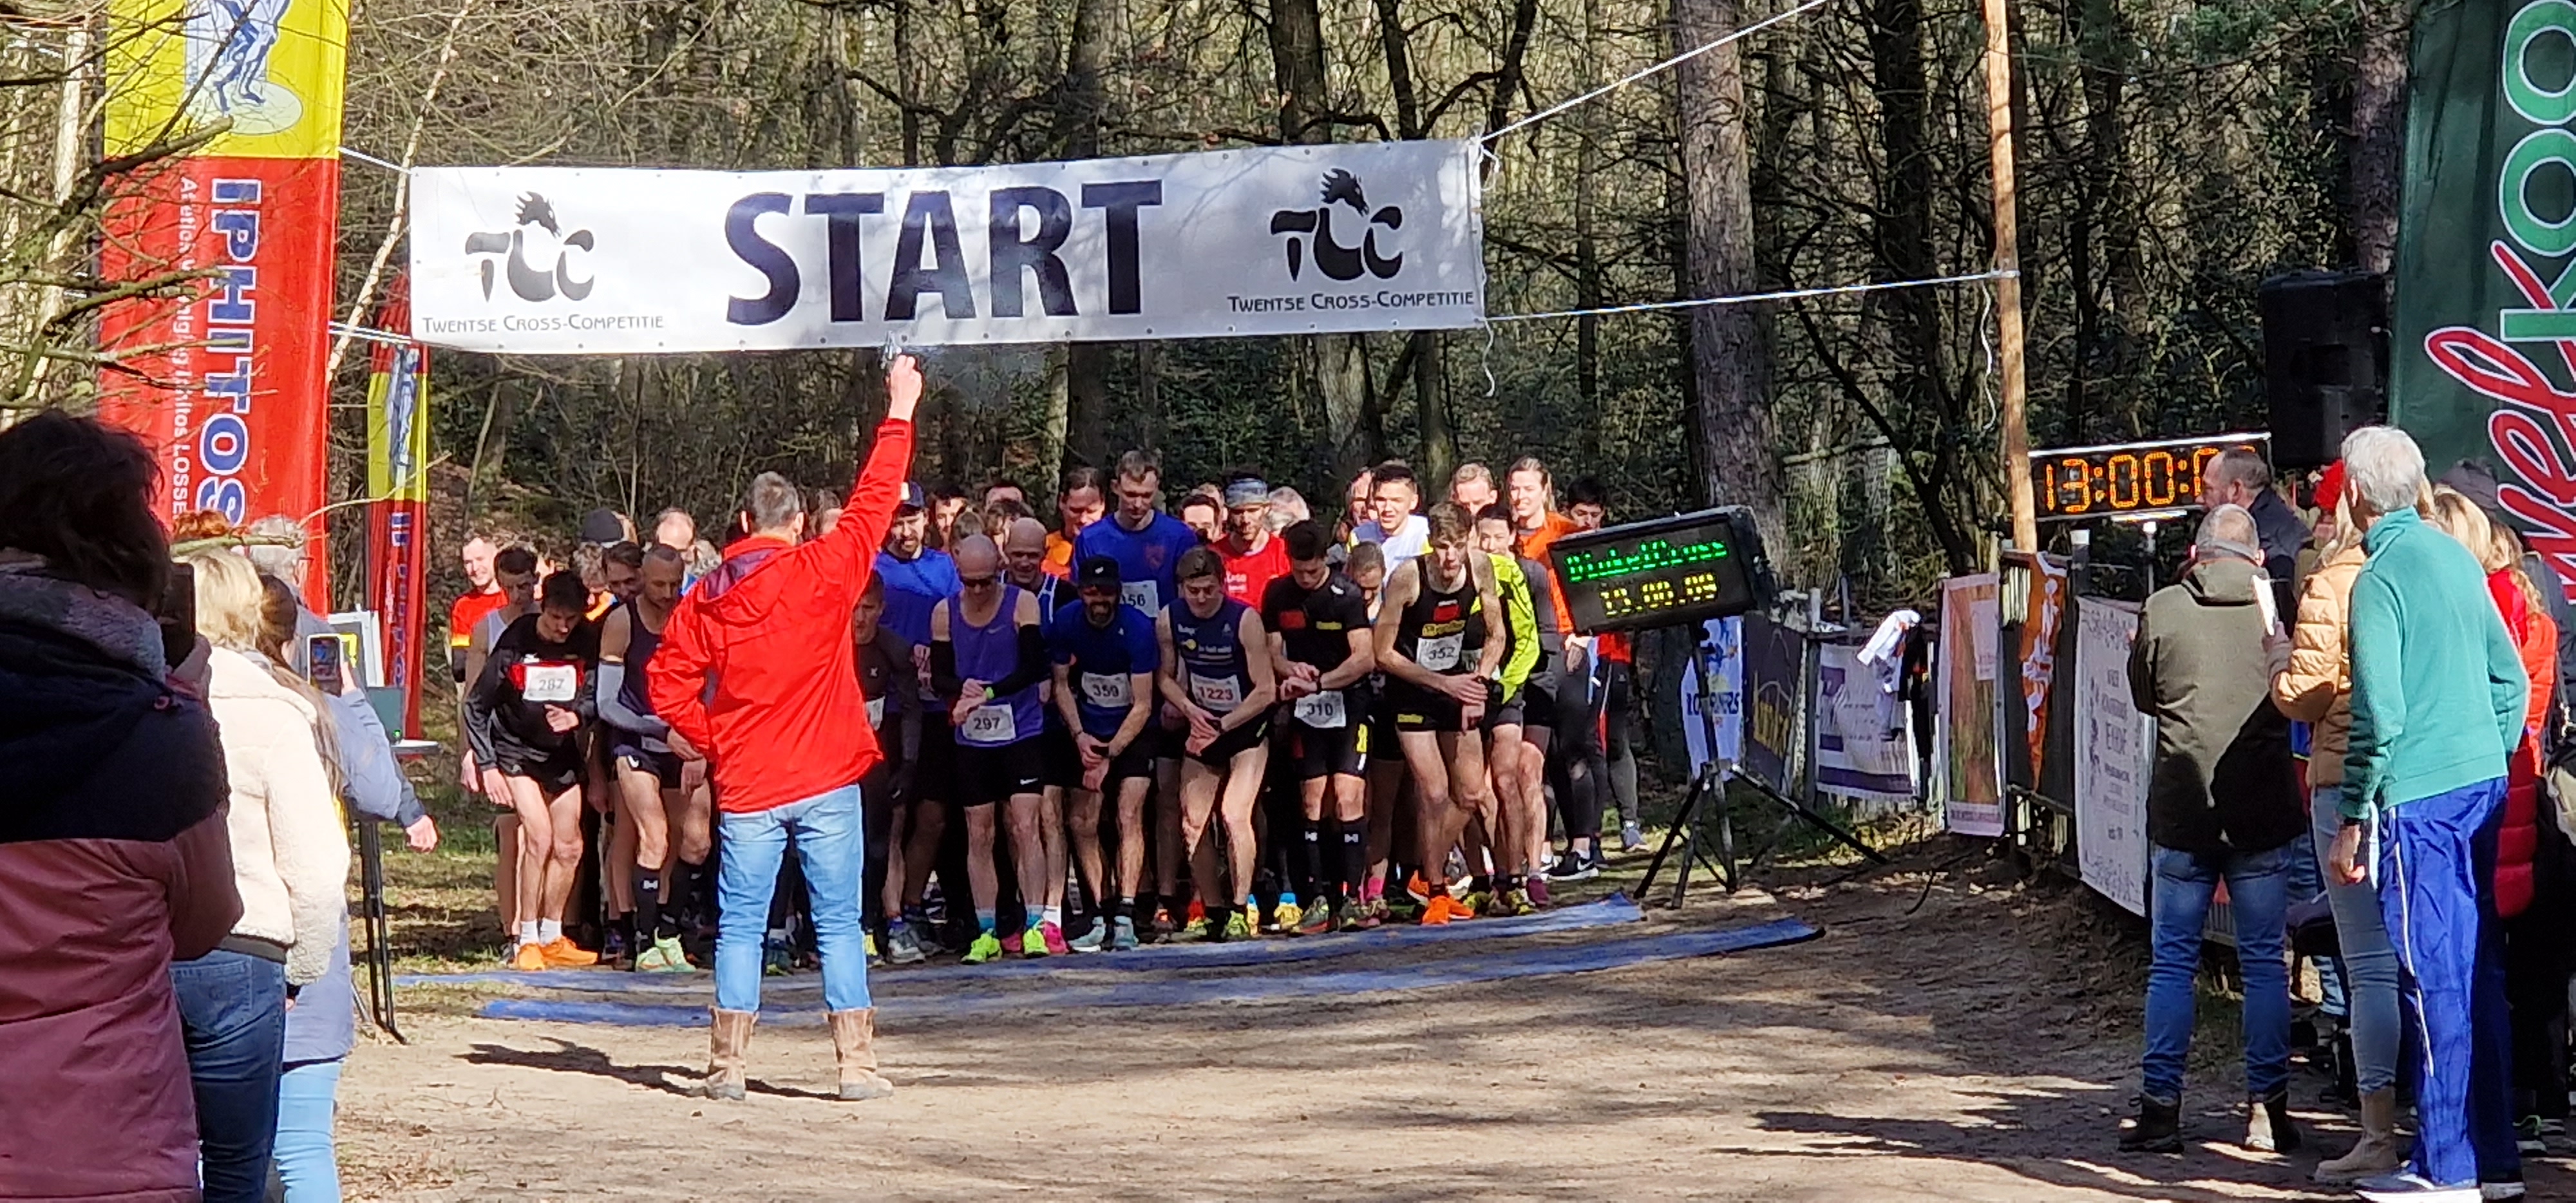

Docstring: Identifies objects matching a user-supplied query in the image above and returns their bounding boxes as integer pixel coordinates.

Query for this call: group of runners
[449,444,1645,972]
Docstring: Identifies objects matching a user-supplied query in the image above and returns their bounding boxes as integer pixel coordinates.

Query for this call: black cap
[1076,555,1121,589]
[896,482,928,511]
[579,507,626,545]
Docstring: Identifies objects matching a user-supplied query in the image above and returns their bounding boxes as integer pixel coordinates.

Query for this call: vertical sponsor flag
[365,279,430,737]
[2394,0,2576,594]
[94,0,348,602]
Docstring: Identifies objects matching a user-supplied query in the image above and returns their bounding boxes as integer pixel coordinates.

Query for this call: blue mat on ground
[475,916,1818,1027]
[402,893,1647,996]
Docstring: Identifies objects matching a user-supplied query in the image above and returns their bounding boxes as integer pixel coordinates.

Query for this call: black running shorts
[1289,721,1367,781]
[952,736,1046,808]
[1187,714,1273,768]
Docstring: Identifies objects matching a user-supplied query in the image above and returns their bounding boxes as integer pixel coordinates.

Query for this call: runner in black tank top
[1370,504,1505,926]
[596,545,697,971]
[1263,520,1379,933]
[1157,547,1276,940]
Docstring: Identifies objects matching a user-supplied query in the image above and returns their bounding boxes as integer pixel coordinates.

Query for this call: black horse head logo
[1270,170,1404,283]
[464,192,596,302]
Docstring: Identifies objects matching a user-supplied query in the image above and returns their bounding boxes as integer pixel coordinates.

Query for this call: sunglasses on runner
[960,574,999,589]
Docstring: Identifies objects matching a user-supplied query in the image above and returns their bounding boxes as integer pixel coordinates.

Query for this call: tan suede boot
[703,1008,755,1101]
[2313,1089,2403,1184]
[828,1008,895,1101]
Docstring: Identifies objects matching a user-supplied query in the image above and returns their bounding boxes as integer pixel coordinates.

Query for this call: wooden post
[1980,0,2037,551]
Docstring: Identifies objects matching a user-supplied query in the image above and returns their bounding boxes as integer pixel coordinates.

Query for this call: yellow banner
[365,339,430,503]
[104,0,351,159]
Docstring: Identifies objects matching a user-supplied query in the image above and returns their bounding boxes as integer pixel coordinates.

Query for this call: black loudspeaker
[2260,270,2386,471]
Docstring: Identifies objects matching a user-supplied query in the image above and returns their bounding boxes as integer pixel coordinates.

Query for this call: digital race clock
[2029,432,2269,521]
[1546,506,1776,635]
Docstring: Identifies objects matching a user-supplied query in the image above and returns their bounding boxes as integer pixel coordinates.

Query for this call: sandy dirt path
[336,854,2574,1201]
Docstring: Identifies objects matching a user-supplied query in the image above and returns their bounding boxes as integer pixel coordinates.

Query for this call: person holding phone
[466,571,602,972]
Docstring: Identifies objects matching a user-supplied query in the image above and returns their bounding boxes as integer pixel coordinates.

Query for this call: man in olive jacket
[2118,504,2307,1155]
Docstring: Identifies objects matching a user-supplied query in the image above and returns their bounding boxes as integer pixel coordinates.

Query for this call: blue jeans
[715,784,871,1014]
[2141,842,2292,1102]
[2312,786,2400,1094]
[272,1059,343,1202]
[2374,777,2516,1188]
[2282,817,2349,1018]
[171,949,288,1203]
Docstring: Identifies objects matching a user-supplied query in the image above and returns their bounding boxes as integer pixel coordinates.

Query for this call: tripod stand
[1638,623,1887,908]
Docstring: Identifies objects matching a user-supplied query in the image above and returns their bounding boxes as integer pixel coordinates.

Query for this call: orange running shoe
[1406,873,1434,906]
[1419,896,1455,926]
[510,942,547,972]
[539,937,600,968]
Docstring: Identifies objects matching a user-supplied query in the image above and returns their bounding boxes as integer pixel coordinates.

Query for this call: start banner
[407,140,1486,354]
[2393,0,2576,592]
[95,0,347,599]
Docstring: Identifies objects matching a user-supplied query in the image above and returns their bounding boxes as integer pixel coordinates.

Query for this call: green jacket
[2339,507,2527,820]
[2128,554,2305,856]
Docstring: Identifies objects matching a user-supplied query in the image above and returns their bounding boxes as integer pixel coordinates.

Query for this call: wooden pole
[1980,0,2036,551]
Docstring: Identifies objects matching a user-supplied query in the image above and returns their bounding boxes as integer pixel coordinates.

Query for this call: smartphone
[305,632,345,696]
[155,562,197,667]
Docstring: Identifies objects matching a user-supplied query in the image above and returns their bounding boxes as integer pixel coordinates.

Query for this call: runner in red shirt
[1215,478,1290,606]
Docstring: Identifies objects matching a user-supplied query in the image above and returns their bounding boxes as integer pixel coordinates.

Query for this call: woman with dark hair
[0,411,244,1203]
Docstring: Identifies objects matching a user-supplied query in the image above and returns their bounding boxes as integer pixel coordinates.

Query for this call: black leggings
[860,763,898,939]
[1551,648,1607,842]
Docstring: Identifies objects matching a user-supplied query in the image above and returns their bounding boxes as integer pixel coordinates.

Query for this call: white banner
[408,140,1485,354]
[2072,599,2150,916]
[1815,642,1918,813]
[1678,617,1743,774]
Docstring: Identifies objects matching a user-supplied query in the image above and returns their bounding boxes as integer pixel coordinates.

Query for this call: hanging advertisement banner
[365,281,431,738]
[2391,0,2576,596]
[1938,574,2003,837]
[406,140,1486,354]
[1815,642,1917,811]
[1736,612,1801,793]
[1678,616,1745,776]
[2011,551,2069,783]
[94,0,348,604]
[2072,599,2151,915]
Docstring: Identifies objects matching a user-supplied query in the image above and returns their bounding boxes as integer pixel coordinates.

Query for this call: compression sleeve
[929,639,963,699]
[987,624,1052,695]
[594,661,670,739]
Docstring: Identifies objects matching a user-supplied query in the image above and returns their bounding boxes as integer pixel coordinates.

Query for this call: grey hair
[2195,504,2260,560]
[2206,448,2273,493]
[742,471,804,533]
[2340,426,2427,516]
[240,514,305,580]
[1265,486,1310,532]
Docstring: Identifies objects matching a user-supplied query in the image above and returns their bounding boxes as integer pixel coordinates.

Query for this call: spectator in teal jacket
[2327,425,2527,1203]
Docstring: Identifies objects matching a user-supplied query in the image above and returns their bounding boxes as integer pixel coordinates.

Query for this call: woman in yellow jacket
[2269,482,2402,1185]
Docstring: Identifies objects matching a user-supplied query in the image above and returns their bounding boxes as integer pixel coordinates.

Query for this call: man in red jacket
[650,355,922,1104]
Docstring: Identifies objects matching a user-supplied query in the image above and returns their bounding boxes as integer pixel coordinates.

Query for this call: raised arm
[810,355,924,599]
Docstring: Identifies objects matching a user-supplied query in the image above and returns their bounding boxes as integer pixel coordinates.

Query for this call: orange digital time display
[2029,433,2269,520]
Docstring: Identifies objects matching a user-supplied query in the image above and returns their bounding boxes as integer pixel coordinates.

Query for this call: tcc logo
[1269,169,1403,282]
[464,193,596,302]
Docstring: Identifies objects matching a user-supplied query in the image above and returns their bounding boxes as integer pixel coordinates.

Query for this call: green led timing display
[1558,536,1732,583]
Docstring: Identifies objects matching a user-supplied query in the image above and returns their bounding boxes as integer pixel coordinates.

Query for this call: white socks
[536,919,562,945]
[1041,905,1063,927]
[518,920,540,947]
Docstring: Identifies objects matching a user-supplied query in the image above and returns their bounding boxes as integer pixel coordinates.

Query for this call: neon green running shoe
[1021,925,1050,957]
[1224,907,1254,940]
[1175,916,1213,942]
[634,935,693,972]
[961,931,1003,965]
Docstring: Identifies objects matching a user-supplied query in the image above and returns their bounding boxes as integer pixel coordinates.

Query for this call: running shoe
[1175,915,1213,942]
[1360,896,1386,929]
[1526,875,1550,909]
[962,931,1003,964]
[1021,925,1050,957]
[1335,900,1366,933]
[538,938,599,968]
[2516,1115,2548,1155]
[643,935,694,972]
[1111,915,1141,951]
[1294,902,1333,936]
[1067,922,1108,953]
[864,932,883,967]
[511,941,547,972]
[602,927,630,967]
[1273,901,1304,934]
[1508,888,1539,916]
[1041,922,1070,956]
[762,936,795,976]
[1405,873,1434,906]
[1620,822,1646,852]
[1151,904,1177,938]
[1224,907,1255,941]
[1419,895,1457,926]
[886,925,927,965]
[1546,850,1599,882]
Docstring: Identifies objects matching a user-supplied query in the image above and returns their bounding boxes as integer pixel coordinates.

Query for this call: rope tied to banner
[1481,0,1834,146]
[1483,269,2016,324]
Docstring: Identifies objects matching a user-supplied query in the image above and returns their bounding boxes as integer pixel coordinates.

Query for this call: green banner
[2393,0,2576,585]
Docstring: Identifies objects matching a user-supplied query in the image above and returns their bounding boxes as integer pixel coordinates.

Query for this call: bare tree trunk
[1055,0,1114,475]
[1416,334,1453,482]
[1134,341,1165,454]
[1672,0,1781,546]
[2349,0,2407,276]
[1273,0,1372,483]
[1575,0,1605,466]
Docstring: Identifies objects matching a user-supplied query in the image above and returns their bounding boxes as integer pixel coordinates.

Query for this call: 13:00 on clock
[2029,433,2268,519]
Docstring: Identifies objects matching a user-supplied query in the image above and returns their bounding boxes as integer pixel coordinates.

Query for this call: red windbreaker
[650,419,914,814]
